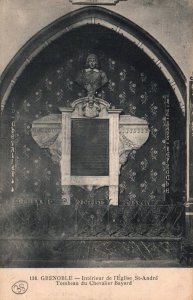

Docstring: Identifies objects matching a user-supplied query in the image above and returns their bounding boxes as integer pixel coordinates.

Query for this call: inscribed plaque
[71,119,109,176]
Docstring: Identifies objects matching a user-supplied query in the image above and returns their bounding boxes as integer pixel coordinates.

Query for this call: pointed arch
[0,6,186,114]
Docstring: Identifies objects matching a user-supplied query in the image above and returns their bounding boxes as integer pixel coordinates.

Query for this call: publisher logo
[12,281,28,294]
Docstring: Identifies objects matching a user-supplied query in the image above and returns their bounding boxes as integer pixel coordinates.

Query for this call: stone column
[108,108,122,205]
[59,107,73,205]
[186,79,193,241]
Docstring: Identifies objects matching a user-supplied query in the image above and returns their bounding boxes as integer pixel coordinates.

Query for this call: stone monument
[31,54,149,205]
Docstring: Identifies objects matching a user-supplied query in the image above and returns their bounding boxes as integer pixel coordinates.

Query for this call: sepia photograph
[0,0,193,299]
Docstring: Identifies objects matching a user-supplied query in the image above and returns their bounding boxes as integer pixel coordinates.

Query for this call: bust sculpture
[76,54,108,97]
[75,54,108,118]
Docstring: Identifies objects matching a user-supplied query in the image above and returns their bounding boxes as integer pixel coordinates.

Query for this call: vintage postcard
[0,0,193,299]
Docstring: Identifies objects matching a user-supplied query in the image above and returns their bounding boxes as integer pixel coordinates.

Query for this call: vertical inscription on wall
[71,119,109,176]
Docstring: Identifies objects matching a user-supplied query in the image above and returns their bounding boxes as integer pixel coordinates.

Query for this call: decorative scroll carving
[82,96,101,118]
[119,115,149,170]
[71,97,110,118]
[31,115,62,163]
[49,132,62,163]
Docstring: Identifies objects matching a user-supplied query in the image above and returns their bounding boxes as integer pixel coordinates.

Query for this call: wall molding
[70,0,127,4]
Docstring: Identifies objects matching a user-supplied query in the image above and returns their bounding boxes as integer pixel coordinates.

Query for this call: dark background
[1,25,185,205]
[0,25,186,265]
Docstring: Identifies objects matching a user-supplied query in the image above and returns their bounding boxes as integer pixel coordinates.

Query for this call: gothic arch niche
[0,7,186,267]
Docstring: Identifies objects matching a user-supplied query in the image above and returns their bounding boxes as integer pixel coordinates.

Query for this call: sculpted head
[86,54,99,69]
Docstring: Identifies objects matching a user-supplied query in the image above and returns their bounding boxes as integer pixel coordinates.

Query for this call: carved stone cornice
[70,0,127,5]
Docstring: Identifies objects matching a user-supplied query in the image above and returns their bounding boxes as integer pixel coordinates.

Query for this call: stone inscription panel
[71,119,109,176]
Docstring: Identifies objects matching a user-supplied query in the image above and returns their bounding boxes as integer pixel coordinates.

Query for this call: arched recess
[0,6,187,266]
[0,6,186,114]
